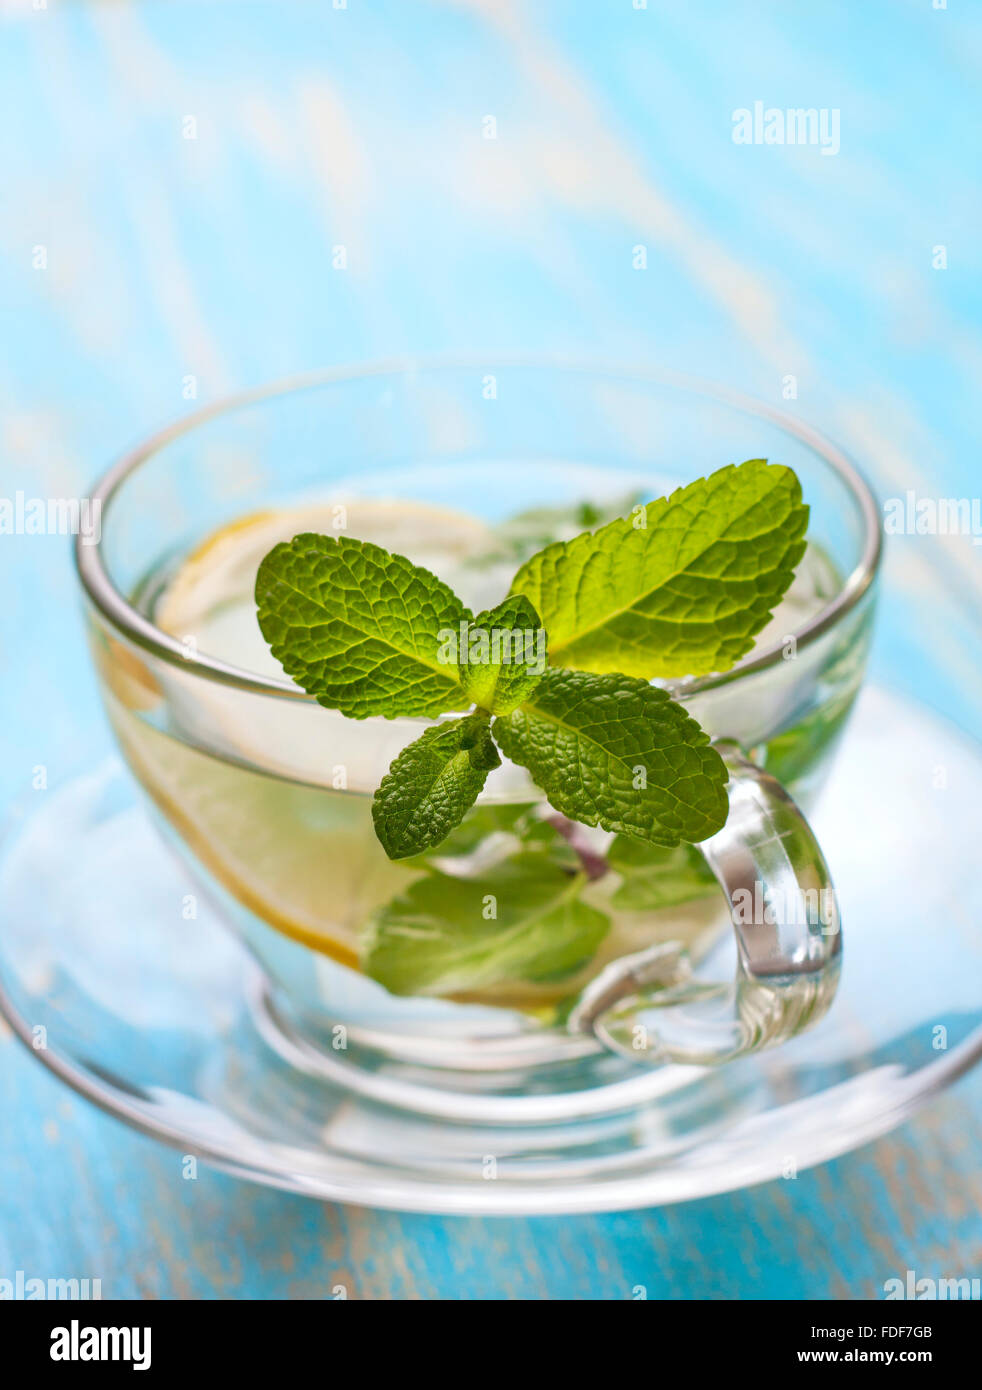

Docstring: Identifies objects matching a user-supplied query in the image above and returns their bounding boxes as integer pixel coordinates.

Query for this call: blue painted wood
[1,0,980,1298]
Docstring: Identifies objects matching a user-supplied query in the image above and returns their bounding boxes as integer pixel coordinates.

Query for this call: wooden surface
[1,0,980,1299]
[3,1048,981,1299]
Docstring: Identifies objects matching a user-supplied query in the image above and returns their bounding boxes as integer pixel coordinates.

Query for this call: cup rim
[76,354,883,702]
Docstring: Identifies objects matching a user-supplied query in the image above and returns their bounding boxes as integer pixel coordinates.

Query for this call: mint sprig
[255,460,808,864]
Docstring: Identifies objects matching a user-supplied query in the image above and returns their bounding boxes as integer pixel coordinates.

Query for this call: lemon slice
[105,688,417,966]
[105,498,507,964]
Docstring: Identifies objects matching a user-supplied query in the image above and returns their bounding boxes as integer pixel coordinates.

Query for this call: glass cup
[76,360,880,1091]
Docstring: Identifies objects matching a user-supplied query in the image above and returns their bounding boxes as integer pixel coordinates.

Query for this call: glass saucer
[1,685,979,1214]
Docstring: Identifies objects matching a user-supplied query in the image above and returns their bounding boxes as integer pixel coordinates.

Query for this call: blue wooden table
[1,1,980,1298]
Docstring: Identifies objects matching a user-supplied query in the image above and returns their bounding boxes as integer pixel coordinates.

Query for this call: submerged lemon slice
[106,694,412,965]
[108,499,502,964]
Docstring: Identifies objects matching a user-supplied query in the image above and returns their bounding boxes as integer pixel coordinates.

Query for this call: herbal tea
[93,466,857,1013]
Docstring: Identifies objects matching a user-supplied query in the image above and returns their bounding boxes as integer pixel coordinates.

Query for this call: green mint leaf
[456,594,547,715]
[608,836,719,911]
[255,533,470,718]
[493,668,728,848]
[362,855,609,996]
[372,714,500,860]
[510,460,808,678]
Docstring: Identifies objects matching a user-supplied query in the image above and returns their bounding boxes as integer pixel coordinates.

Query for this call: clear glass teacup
[76,361,880,1087]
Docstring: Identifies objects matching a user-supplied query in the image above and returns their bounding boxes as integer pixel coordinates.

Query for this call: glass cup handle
[568,740,842,1066]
